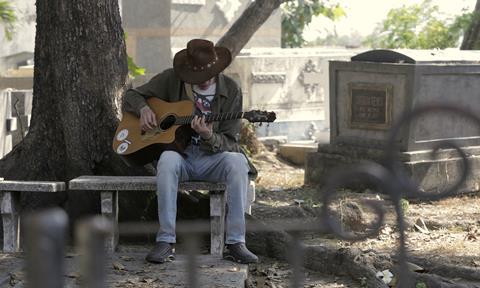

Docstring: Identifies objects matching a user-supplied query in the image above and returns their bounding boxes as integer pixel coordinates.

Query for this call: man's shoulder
[151,68,176,80]
[219,73,240,90]
[222,73,239,85]
[144,68,181,89]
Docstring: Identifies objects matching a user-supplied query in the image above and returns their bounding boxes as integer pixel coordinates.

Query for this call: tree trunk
[0,0,136,217]
[216,0,284,58]
[461,0,480,49]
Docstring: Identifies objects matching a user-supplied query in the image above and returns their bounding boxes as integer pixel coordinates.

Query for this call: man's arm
[122,69,175,130]
[199,86,243,153]
[123,88,149,117]
[122,69,175,116]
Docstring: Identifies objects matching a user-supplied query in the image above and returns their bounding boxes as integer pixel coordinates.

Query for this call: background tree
[461,0,480,49]
[218,0,286,57]
[281,0,345,48]
[364,0,473,49]
[0,0,16,40]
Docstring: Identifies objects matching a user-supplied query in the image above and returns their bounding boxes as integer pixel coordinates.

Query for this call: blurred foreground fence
[11,104,480,287]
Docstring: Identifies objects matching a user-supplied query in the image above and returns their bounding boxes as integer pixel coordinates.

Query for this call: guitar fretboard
[175,112,245,125]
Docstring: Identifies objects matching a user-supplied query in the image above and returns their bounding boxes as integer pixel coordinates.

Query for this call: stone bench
[68,176,255,255]
[0,179,66,252]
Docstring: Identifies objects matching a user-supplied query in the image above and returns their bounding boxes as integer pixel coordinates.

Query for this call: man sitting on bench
[123,39,258,264]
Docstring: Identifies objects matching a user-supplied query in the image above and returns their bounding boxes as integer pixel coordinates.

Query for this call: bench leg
[210,191,226,256]
[245,180,255,215]
[1,192,20,252]
[101,191,118,252]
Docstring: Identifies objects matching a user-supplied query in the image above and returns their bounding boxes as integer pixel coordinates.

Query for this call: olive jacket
[123,68,257,178]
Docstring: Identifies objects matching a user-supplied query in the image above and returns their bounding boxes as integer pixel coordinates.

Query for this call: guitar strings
[174,112,245,125]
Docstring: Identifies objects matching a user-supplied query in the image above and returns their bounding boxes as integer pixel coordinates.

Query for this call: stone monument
[305,49,480,194]
[224,48,355,141]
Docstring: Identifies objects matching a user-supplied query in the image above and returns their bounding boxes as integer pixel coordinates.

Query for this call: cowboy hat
[173,39,232,84]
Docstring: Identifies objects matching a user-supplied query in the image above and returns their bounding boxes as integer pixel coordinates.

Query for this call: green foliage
[127,55,145,78]
[364,0,473,49]
[359,276,367,288]
[124,33,145,78]
[281,0,345,48]
[0,0,16,40]
[416,282,427,288]
[400,198,409,215]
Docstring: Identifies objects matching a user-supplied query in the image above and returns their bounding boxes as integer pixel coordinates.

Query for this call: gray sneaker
[146,242,175,264]
[223,243,259,264]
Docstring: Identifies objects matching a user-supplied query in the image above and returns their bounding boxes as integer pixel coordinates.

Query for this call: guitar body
[113,97,276,167]
[113,98,194,166]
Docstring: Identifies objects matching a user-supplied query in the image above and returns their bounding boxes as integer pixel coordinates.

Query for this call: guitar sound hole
[160,115,176,130]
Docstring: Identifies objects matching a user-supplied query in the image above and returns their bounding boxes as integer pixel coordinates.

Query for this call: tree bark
[216,0,285,58]
[461,0,480,49]
[0,0,137,216]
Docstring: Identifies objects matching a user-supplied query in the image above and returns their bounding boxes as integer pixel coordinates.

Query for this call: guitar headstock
[244,110,276,123]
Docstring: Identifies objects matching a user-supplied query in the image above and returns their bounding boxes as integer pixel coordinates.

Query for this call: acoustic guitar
[113,97,276,166]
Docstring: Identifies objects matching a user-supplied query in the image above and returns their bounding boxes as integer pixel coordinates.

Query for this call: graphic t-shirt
[191,83,216,145]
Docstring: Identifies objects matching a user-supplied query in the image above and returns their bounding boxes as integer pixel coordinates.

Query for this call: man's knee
[224,152,249,174]
[157,151,183,174]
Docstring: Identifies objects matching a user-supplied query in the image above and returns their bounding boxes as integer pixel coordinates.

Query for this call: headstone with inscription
[305,49,480,194]
[224,48,354,141]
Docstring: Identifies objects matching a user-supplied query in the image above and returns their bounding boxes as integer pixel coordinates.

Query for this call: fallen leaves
[113,261,126,271]
[375,269,393,284]
[413,218,430,234]
[120,255,135,262]
[464,226,479,241]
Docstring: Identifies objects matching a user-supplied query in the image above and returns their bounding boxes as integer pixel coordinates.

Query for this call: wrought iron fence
[17,104,480,287]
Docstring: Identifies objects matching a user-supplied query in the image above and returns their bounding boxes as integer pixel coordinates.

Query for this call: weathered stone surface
[210,192,226,256]
[1,192,19,252]
[68,176,226,191]
[0,182,64,252]
[278,143,317,166]
[329,51,480,152]
[0,180,65,192]
[101,191,118,253]
[305,144,480,195]
[306,50,480,194]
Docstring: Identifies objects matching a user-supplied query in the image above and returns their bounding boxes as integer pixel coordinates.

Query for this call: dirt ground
[248,146,480,287]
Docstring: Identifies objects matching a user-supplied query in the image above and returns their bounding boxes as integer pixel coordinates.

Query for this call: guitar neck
[175,112,245,125]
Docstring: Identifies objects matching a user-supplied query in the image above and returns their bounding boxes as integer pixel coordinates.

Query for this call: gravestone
[224,47,355,141]
[305,49,480,194]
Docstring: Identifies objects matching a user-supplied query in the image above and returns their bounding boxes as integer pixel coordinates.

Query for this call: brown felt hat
[173,39,232,84]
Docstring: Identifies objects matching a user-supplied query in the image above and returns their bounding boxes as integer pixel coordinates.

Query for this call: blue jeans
[155,145,248,244]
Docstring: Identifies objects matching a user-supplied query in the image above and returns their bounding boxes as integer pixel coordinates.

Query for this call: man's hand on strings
[140,105,157,131]
[192,115,213,140]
